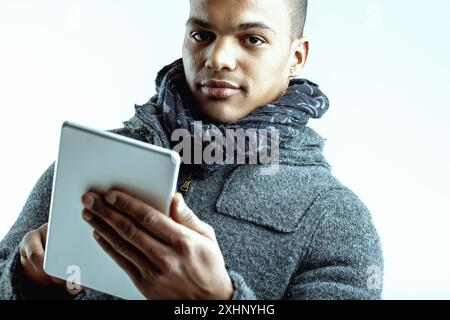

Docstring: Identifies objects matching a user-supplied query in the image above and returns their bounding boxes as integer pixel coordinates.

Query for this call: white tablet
[43,121,181,300]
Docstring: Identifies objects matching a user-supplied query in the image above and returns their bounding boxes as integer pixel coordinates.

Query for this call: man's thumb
[171,193,215,240]
[171,193,195,226]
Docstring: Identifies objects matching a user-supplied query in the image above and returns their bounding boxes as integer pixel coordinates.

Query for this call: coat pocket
[215,165,329,233]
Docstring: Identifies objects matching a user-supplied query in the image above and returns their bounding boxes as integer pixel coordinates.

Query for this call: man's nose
[205,38,237,72]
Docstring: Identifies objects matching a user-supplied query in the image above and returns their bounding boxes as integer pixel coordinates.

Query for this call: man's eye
[191,32,215,42]
[244,36,265,46]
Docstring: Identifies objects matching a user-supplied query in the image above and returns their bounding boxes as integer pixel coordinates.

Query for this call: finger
[50,276,66,286]
[20,230,45,273]
[81,195,172,271]
[101,190,188,246]
[171,193,216,241]
[82,209,153,276]
[93,231,143,287]
[38,223,49,247]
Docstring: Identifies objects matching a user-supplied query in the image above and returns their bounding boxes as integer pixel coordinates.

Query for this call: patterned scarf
[142,58,329,178]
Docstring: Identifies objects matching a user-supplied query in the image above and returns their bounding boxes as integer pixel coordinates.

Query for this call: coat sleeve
[283,188,384,300]
[227,270,257,300]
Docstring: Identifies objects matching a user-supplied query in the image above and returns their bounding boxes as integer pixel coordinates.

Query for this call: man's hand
[19,223,85,295]
[81,190,234,300]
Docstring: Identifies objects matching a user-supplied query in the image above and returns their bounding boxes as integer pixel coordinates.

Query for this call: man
[0,0,383,299]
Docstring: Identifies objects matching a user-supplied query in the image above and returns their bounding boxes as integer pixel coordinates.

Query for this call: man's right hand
[19,223,84,295]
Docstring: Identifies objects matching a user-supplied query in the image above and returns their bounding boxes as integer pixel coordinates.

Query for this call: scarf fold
[137,58,330,179]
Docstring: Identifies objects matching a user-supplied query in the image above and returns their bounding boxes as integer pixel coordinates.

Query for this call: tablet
[43,121,181,300]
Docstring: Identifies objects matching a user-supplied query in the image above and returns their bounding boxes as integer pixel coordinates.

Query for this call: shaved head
[285,0,308,39]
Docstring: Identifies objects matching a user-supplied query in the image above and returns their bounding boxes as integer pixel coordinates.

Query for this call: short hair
[189,0,308,39]
[285,0,308,39]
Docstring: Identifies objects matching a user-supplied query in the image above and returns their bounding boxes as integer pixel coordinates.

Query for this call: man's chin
[197,103,244,125]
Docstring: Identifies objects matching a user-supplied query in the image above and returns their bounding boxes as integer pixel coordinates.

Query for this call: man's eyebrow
[186,18,212,29]
[186,18,276,34]
[237,22,276,34]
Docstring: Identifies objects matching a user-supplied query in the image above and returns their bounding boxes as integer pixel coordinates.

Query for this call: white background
[0,1,449,299]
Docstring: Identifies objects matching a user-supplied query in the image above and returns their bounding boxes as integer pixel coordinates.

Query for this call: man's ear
[289,37,309,78]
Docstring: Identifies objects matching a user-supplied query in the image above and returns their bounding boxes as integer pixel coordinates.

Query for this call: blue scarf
[140,58,329,178]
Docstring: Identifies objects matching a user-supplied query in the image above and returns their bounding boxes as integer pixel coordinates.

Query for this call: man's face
[182,0,308,124]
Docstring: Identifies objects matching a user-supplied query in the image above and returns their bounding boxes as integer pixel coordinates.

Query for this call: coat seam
[284,187,351,297]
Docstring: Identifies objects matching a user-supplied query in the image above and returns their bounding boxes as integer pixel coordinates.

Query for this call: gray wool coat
[0,101,383,300]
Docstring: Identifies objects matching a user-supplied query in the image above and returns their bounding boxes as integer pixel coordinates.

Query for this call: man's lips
[200,80,242,99]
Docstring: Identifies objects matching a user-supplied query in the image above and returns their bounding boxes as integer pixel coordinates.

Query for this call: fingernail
[84,195,94,209]
[177,194,187,213]
[82,210,92,222]
[105,192,116,205]
[93,232,100,240]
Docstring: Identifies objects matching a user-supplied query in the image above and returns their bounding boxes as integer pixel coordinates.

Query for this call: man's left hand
[80,189,234,300]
